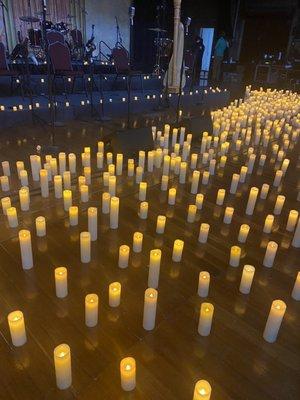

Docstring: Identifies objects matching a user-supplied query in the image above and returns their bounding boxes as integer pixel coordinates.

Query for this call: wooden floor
[0,111,299,400]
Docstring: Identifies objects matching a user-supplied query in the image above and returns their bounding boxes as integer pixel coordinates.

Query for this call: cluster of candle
[1,87,300,396]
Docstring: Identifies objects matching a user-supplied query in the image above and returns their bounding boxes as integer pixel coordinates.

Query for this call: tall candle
[97,152,104,169]
[132,232,143,253]
[198,223,210,243]
[198,302,214,336]
[19,229,33,269]
[196,193,204,210]
[116,153,123,175]
[110,196,119,229]
[179,162,187,184]
[128,159,134,177]
[16,161,24,178]
[8,310,27,347]
[156,215,166,234]
[55,267,68,298]
[108,164,115,176]
[102,192,110,214]
[286,210,299,232]
[193,380,212,400]
[2,160,10,176]
[20,170,28,186]
[273,195,285,215]
[216,188,225,205]
[109,282,121,307]
[162,155,170,175]
[63,171,71,190]
[230,245,241,267]
[238,224,250,243]
[147,151,154,172]
[54,344,72,390]
[230,173,239,194]
[190,153,198,169]
[69,206,78,226]
[263,241,278,268]
[161,175,169,191]
[7,207,18,228]
[36,216,46,237]
[58,153,66,175]
[191,170,200,194]
[202,171,210,185]
[1,196,11,215]
[223,206,234,224]
[107,152,113,165]
[63,190,72,211]
[80,231,91,263]
[54,175,63,198]
[40,169,49,197]
[172,239,184,262]
[30,155,41,181]
[273,170,283,187]
[80,184,89,203]
[68,153,76,173]
[291,272,300,300]
[139,182,147,201]
[263,300,286,343]
[260,183,269,200]
[168,188,176,205]
[78,175,86,188]
[108,175,116,196]
[120,357,136,391]
[239,265,255,294]
[148,249,161,289]
[19,187,30,211]
[85,294,99,327]
[143,288,158,330]
[263,215,274,234]
[136,166,143,183]
[198,271,210,297]
[119,245,130,268]
[245,187,259,215]
[88,207,98,241]
[139,201,148,219]
[187,205,197,223]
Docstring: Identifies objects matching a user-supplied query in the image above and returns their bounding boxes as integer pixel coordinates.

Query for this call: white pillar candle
[281,158,290,175]
[196,193,204,210]
[133,232,143,252]
[103,172,109,186]
[85,294,99,327]
[168,188,176,205]
[108,164,115,176]
[263,214,274,234]
[54,344,72,390]
[35,216,46,237]
[8,310,27,347]
[19,229,33,269]
[30,155,41,181]
[116,154,123,175]
[80,232,91,263]
[273,170,283,187]
[198,302,214,336]
[273,195,285,215]
[174,156,181,174]
[107,152,113,165]
[179,126,185,144]
[239,265,255,294]
[247,153,256,174]
[39,169,49,197]
[148,249,161,289]
[128,159,135,177]
[193,379,212,400]
[119,245,130,268]
[44,163,52,181]
[172,239,184,262]
[263,241,278,268]
[139,182,147,201]
[191,170,200,194]
[190,153,198,169]
[63,171,71,190]
[63,190,72,211]
[260,183,269,199]
[97,152,104,169]
[55,267,68,298]
[230,173,239,194]
[19,187,30,211]
[88,207,98,241]
[238,224,250,243]
[78,175,86,188]
[50,158,58,176]
[81,152,91,168]
[120,357,136,391]
[7,207,18,228]
[291,272,300,300]
[69,206,78,226]
[187,205,197,223]
[155,148,163,168]
[108,175,116,196]
[172,128,178,147]
[292,218,300,248]
[263,300,286,343]
[102,192,110,214]
[98,141,104,152]
[110,196,119,229]
[245,187,259,215]
[1,196,11,215]
[229,245,241,267]
[202,171,210,185]
[209,159,216,175]
[143,288,158,330]
[179,162,187,184]
[147,151,154,172]
[223,206,234,224]
[198,223,210,243]
[54,175,63,199]
[16,161,24,178]
[84,167,91,185]
[58,152,66,175]
[162,155,170,175]
[239,166,248,183]
[2,160,10,176]
[80,184,89,203]
[19,170,28,186]
[198,271,210,297]
[109,282,121,307]
[68,153,76,173]
[219,155,227,168]
[139,201,148,219]
[216,189,225,205]
[286,210,299,232]
[161,175,169,191]
[136,166,143,183]
[138,150,145,169]
[174,144,180,157]
[156,215,166,233]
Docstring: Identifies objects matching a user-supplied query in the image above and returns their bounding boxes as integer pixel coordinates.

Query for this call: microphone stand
[127,5,135,128]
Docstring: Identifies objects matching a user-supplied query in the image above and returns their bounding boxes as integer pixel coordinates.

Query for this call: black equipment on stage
[111,127,154,157]
[85,24,96,61]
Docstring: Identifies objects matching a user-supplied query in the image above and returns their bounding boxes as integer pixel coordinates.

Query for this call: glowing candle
[88,207,98,241]
[222,204,234,223]
[168,188,176,205]
[238,224,250,243]
[80,231,91,263]
[187,205,197,223]
[291,272,300,300]
[191,170,200,194]
[263,300,286,343]
[198,223,210,243]
[55,267,68,298]
[263,214,274,234]
[8,310,27,347]
[108,175,116,197]
[219,155,227,168]
[109,282,121,307]
[179,162,187,183]
[196,193,204,210]
[172,239,184,262]
[54,344,72,390]
[54,175,63,198]
[63,190,72,211]
[78,175,86,188]
[2,160,10,176]
[143,288,158,330]
[155,148,163,168]
[97,152,104,169]
[7,207,18,228]
[108,164,115,176]
[239,166,248,183]
[286,210,298,232]
[85,294,99,327]
[19,229,33,269]
[147,151,154,172]
[119,245,130,268]
[136,166,143,183]
[132,231,143,253]
[230,173,239,194]
[110,196,119,229]
[68,153,76,173]
[190,153,198,169]
[247,153,256,174]
[161,175,169,191]
[69,206,78,226]
[16,161,24,178]
[58,152,66,175]
[198,302,214,336]
[116,153,123,175]
[98,141,104,153]
[80,184,89,203]
[193,379,212,400]
[1,196,11,215]
[139,201,148,219]
[148,249,161,289]
[139,181,147,201]
[263,241,278,268]
[63,171,71,190]
[120,357,136,391]
[239,265,255,294]
[273,195,285,215]
[39,169,49,197]
[156,215,166,234]
[30,155,41,181]
[273,170,283,187]
[260,183,269,200]
[20,170,28,186]
[215,188,225,206]
[35,216,46,237]
[198,271,210,297]
[19,187,30,211]
[172,128,178,146]
[230,245,241,267]
[128,159,134,177]
[107,152,113,165]
[162,155,170,175]
[102,192,110,214]
[209,159,216,175]
[202,171,210,185]
[174,156,181,174]
[103,172,109,186]
[246,187,259,215]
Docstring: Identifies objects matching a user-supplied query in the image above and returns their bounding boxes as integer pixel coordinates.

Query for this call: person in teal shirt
[212,31,228,82]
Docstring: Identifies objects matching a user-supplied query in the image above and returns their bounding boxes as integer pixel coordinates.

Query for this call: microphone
[129,6,135,26]
[185,17,191,35]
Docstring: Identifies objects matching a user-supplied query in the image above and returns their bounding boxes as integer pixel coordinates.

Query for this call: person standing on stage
[191,36,205,87]
[211,31,228,82]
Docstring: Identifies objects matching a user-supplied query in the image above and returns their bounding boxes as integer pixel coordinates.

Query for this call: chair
[48,41,86,96]
[47,31,65,45]
[0,42,23,95]
[111,47,143,92]
[71,29,83,48]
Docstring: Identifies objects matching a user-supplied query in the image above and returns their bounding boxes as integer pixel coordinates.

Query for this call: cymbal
[148,28,167,33]
[20,16,40,23]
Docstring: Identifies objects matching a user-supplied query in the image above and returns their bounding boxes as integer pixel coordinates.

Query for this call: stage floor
[0,111,299,400]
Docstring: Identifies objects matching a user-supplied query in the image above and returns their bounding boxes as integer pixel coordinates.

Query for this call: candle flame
[199,388,207,395]
[125,364,131,371]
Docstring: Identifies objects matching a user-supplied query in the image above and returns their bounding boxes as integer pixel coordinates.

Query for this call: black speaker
[181,109,213,141]
[110,127,154,158]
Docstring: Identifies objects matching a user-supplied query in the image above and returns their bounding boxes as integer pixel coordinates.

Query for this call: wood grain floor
[0,112,299,400]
